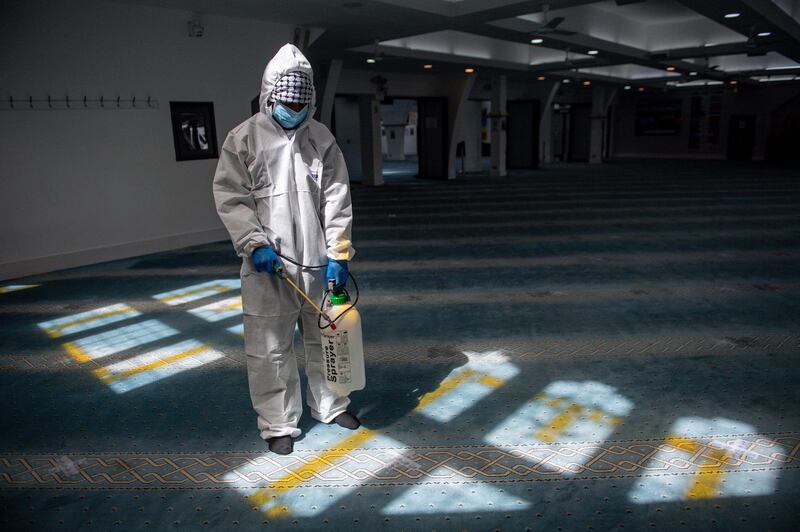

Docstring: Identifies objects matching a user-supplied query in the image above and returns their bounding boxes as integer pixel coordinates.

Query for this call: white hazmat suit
[213,44,355,439]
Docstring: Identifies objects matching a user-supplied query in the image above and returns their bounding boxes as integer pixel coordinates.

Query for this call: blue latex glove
[252,246,283,276]
[326,259,349,291]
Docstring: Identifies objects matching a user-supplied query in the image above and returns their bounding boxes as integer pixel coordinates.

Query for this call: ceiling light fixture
[587,50,599,55]
[465,67,475,73]
[730,80,738,85]
[638,87,645,92]
[758,31,772,37]
[366,58,376,64]
[537,75,546,80]
[689,71,698,76]
[531,38,544,44]
[423,64,433,69]
[666,66,676,71]
[624,85,631,90]
[583,80,591,86]
[562,79,571,83]
[724,13,740,19]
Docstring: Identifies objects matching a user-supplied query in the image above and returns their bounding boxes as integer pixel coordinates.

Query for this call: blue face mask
[272,102,309,129]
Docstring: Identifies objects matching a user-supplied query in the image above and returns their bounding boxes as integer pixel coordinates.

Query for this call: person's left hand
[326,259,349,291]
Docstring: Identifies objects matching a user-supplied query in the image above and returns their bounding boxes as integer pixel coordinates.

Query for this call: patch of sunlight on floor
[0,284,40,294]
[414,350,519,422]
[188,296,242,322]
[92,339,225,393]
[152,279,240,306]
[62,319,178,362]
[382,470,531,514]
[37,303,141,338]
[484,380,633,473]
[224,424,406,518]
[227,323,245,336]
[628,417,784,503]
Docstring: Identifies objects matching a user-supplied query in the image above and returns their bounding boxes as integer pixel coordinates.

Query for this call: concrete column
[539,82,560,164]
[603,88,618,160]
[590,86,606,164]
[464,100,483,173]
[359,96,383,186]
[446,73,477,179]
[318,59,342,130]
[752,115,769,162]
[490,75,507,177]
[590,86,618,164]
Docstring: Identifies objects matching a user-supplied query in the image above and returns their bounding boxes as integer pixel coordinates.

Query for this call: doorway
[379,98,418,182]
[507,100,541,169]
[417,97,448,179]
[727,115,756,161]
[568,103,592,162]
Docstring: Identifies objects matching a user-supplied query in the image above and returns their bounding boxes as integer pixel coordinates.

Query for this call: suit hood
[259,43,316,120]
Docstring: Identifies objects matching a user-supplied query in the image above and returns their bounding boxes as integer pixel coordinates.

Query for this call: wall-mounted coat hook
[2,94,159,110]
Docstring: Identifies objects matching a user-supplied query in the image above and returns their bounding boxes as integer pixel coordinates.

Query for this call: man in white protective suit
[213,43,360,455]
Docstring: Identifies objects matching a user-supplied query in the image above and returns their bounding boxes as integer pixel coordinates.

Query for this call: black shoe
[331,412,360,430]
[267,435,294,455]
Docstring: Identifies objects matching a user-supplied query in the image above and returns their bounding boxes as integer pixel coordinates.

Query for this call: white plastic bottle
[321,292,365,396]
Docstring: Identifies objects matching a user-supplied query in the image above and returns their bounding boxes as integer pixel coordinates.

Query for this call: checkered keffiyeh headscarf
[271,71,313,104]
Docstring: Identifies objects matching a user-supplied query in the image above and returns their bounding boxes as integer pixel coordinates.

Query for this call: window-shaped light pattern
[34,279,248,393]
[188,296,242,322]
[485,381,632,472]
[93,339,224,394]
[382,469,531,514]
[37,303,141,338]
[223,424,405,518]
[63,319,179,362]
[628,417,784,503]
[0,284,40,294]
[152,279,240,306]
[414,350,519,422]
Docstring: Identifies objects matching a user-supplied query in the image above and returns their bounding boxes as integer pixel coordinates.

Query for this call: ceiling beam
[649,40,778,61]
[351,44,533,72]
[675,0,800,63]
[311,0,776,86]
[475,17,740,82]
[451,0,601,25]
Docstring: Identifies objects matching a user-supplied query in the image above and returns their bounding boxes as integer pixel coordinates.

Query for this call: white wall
[461,100,482,172]
[0,0,296,280]
[333,96,363,181]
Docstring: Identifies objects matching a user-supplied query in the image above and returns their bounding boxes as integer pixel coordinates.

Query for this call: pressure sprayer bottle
[321,291,365,396]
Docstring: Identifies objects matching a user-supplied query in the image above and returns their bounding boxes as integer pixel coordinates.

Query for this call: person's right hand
[252,246,283,275]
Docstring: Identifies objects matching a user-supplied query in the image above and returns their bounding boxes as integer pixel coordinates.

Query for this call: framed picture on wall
[169,101,219,161]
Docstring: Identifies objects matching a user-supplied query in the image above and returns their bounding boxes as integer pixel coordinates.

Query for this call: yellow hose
[278,271,336,328]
